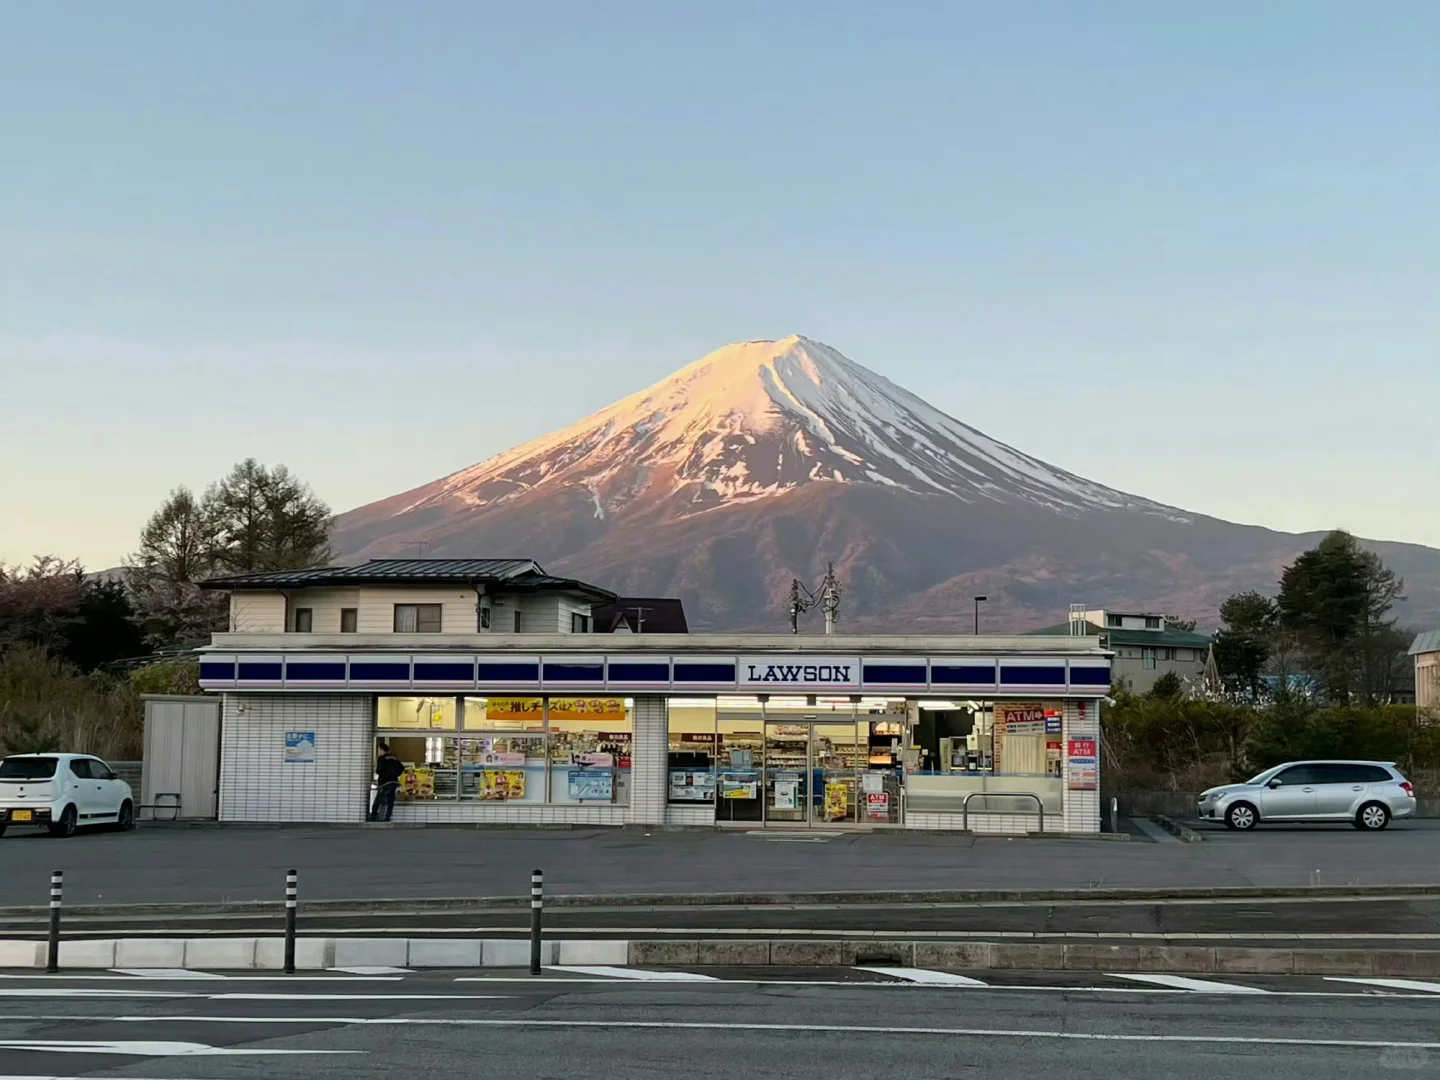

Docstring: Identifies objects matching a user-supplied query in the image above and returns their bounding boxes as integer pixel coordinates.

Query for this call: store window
[375,695,631,805]
[904,699,1063,815]
[668,698,718,803]
[547,697,631,806]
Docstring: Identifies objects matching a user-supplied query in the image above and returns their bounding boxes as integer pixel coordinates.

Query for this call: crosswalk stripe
[1106,973,1271,994]
[1325,977,1440,994]
[549,966,719,981]
[111,968,227,979]
[856,967,988,986]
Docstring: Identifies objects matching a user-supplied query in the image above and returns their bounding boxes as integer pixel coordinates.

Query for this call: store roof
[1027,620,1213,648]
[200,558,616,602]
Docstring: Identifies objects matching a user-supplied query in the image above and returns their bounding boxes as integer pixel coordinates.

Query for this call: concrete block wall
[219,694,373,822]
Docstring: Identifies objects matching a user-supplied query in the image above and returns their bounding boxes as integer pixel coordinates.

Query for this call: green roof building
[1028,608,1212,694]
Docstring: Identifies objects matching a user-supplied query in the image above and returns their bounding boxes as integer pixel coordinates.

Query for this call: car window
[69,759,92,779]
[1271,765,1318,785]
[0,757,59,780]
[88,759,116,781]
[1359,765,1394,783]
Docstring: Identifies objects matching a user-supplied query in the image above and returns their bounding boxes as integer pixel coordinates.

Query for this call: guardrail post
[283,869,298,974]
[1109,797,1119,834]
[46,870,62,973]
[529,869,544,975]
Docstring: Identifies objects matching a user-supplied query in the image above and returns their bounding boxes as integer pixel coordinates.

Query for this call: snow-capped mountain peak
[416,336,1182,521]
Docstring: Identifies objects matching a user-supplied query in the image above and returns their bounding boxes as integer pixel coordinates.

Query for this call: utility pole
[973,595,987,635]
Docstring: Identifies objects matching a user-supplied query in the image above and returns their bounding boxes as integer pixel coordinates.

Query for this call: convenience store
[199,634,1110,833]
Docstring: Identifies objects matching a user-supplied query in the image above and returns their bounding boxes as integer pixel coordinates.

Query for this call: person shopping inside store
[370,742,405,822]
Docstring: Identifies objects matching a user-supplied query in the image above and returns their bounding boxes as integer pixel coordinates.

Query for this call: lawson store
[198,635,1110,833]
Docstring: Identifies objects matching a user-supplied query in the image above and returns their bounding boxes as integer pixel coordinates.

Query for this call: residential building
[1027,608,1212,694]
[1412,630,1440,716]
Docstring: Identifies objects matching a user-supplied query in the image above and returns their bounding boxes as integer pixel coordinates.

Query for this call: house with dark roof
[200,558,617,636]
[593,597,689,634]
[1028,608,1213,694]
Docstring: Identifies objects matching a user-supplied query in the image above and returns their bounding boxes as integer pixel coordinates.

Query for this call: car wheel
[1225,802,1258,831]
[1355,802,1390,831]
[116,800,135,832]
[48,805,77,838]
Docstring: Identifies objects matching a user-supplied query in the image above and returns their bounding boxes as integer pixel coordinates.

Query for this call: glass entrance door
[763,722,809,823]
[814,720,859,824]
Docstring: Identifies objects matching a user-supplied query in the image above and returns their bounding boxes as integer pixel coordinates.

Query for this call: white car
[0,754,135,838]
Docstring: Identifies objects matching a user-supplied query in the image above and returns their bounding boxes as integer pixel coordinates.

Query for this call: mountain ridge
[332,336,1440,632]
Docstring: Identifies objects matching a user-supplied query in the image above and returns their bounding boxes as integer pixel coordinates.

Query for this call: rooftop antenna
[400,539,429,558]
[628,605,652,633]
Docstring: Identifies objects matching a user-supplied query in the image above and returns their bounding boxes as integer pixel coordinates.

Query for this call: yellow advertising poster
[487,697,627,724]
[399,768,434,800]
[478,769,526,801]
[824,780,850,821]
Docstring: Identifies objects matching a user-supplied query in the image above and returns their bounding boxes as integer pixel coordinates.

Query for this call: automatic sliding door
[764,722,809,823]
[814,720,859,824]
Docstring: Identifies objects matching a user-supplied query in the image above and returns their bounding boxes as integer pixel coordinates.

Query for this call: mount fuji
[333,336,1440,631]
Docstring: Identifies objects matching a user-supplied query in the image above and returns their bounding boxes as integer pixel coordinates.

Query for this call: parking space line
[548,966,719,981]
[1105,973,1271,994]
[1325,977,1440,994]
[856,967,988,985]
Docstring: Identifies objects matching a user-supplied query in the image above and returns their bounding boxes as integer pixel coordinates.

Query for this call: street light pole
[974,595,987,635]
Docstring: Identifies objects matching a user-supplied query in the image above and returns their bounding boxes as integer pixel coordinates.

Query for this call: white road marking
[110,969,226,980]
[1326,977,1440,994]
[28,1017,1433,1049]
[0,990,191,999]
[0,974,400,983]
[856,967,988,986]
[209,993,507,1001]
[0,1040,353,1056]
[1106,973,1271,994]
[329,966,413,975]
[548,966,719,981]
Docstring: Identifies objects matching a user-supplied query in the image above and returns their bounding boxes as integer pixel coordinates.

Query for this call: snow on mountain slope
[399,335,1187,523]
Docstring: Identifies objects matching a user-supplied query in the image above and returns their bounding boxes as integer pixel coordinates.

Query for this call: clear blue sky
[2,1,1436,569]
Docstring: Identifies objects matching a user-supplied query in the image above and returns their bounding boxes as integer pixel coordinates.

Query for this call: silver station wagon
[1197,760,1416,831]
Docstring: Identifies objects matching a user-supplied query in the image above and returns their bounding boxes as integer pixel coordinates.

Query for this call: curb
[1,936,1435,978]
[2,883,1435,919]
[1151,814,1204,843]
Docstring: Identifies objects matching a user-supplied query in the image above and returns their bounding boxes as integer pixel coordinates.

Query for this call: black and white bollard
[45,870,63,973]
[283,869,298,974]
[529,869,544,975]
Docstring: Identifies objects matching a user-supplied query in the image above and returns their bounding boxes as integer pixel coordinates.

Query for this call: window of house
[478,606,491,631]
[1106,614,1123,627]
[293,608,314,633]
[1145,616,1161,629]
[1160,647,1174,662]
[340,608,358,633]
[571,612,591,633]
[1142,647,1157,670]
[394,604,442,633]
[513,610,523,633]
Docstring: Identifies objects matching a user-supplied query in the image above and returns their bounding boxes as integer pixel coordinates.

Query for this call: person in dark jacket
[371,743,405,822]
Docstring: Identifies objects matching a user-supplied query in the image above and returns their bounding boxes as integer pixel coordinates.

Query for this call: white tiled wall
[219,694,373,822]
[907,812,1040,834]
[392,802,627,826]
[1062,699,1100,833]
[628,696,668,826]
[665,805,716,826]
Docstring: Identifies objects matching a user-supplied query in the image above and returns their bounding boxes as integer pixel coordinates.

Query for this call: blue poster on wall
[567,769,613,801]
[284,731,316,764]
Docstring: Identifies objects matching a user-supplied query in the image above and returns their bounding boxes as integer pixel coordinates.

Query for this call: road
[1,820,1435,906]
[0,968,1434,1079]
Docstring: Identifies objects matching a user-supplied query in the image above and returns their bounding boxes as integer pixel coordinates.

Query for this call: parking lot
[0,818,1433,907]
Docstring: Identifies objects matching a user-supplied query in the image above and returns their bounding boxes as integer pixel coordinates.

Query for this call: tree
[128,487,226,647]
[1212,590,1277,700]
[207,459,331,575]
[1148,671,1185,700]
[1276,531,1405,705]
[0,556,86,657]
[1165,616,1198,632]
[60,578,148,672]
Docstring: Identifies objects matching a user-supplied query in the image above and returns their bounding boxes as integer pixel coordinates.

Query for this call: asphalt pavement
[0,968,1434,1079]
[1,819,1435,907]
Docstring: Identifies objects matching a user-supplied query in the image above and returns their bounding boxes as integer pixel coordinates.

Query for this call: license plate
[10,810,32,822]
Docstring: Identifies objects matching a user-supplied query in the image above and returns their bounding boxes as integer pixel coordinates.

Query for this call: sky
[2,1,1437,569]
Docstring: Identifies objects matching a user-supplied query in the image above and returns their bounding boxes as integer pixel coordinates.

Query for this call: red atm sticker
[1067,738,1097,758]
